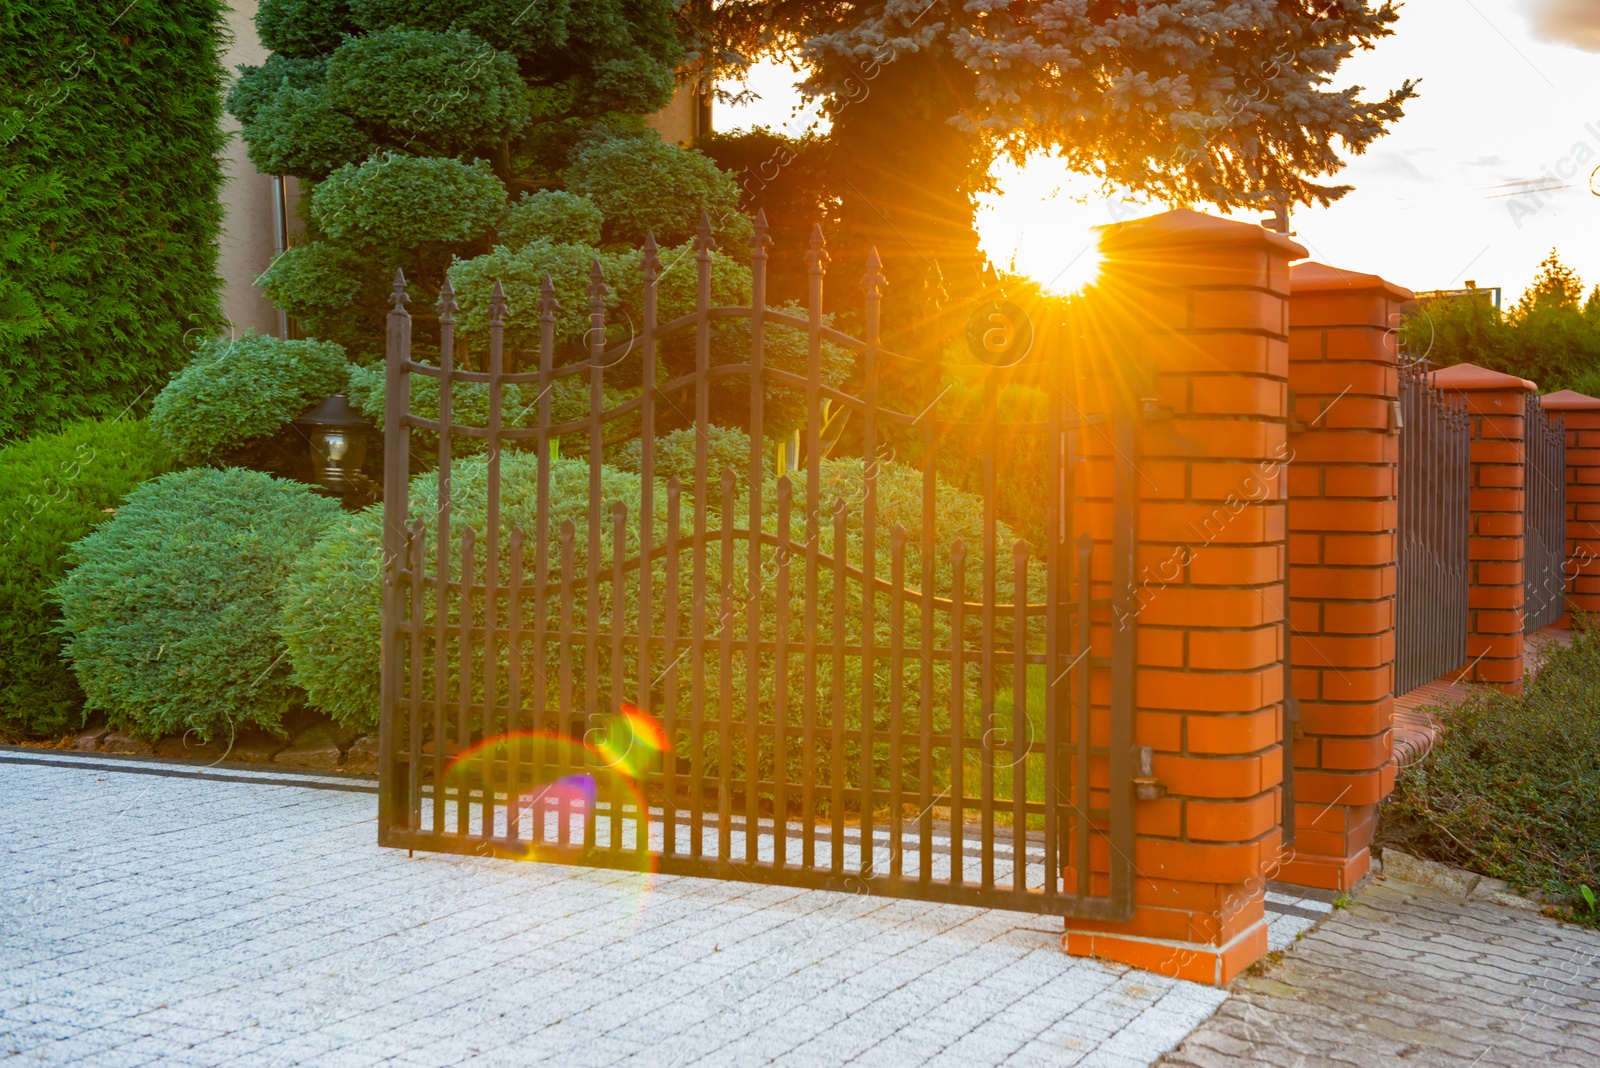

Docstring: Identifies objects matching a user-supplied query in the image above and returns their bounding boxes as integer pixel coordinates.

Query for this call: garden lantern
[294,394,369,497]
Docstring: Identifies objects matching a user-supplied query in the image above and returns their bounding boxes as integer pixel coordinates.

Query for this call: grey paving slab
[1160,871,1600,1067]
[0,756,1225,1066]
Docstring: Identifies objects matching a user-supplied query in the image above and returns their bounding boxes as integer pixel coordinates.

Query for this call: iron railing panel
[1524,395,1567,633]
[1395,362,1470,696]
[377,217,1139,920]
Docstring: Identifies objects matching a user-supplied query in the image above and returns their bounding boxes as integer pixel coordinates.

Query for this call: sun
[975,156,1146,295]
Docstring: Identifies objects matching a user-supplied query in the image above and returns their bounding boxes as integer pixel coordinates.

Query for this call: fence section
[376,217,1140,919]
[1395,362,1470,696]
[1524,395,1567,633]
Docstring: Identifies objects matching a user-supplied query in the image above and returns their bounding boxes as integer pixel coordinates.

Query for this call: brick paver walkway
[0,752,1229,1067]
[1161,870,1600,1066]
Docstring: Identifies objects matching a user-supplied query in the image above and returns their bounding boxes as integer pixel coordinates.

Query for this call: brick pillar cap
[1427,362,1537,393]
[1290,261,1414,302]
[1539,389,1600,411]
[1099,207,1309,259]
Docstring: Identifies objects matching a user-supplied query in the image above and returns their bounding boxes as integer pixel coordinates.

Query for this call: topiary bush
[500,190,604,249]
[1381,626,1600,924]
[566,129,750,249]
[53,468,343,740]
[0,419,174,738]
[149,332,352,465]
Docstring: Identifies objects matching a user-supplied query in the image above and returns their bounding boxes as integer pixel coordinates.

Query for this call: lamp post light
[294,394,370,499]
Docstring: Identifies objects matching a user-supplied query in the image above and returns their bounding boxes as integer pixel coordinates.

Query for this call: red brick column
[1429,363,1537,690]
[1066,209,1304,986]
[1539,389,1600,623]
[1278,262,1409,892]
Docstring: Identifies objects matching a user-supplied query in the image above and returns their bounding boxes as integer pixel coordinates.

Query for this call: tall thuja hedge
[0,1,228,439]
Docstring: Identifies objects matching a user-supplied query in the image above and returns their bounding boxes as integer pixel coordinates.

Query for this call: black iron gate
[1395,361,1469,697]
[1524,395,1567,633]
[376,218,1139,919]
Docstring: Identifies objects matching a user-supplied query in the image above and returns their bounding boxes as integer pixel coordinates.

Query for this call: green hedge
[0,419,174,737]
[0,1,228,439]
[53,467,342,740]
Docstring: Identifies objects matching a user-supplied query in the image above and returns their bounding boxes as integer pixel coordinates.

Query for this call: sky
[716,0,1600,306]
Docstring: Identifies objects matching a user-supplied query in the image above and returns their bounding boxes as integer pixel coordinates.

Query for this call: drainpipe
[272,174,290,340]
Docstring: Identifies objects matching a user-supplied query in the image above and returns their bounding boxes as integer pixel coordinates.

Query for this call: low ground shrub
[0,419,174,737]
[53,467,342,740]
[1381,627,1600,923]
[150,332,352,465]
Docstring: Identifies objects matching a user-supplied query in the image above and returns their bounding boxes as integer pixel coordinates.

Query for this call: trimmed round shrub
[500,190,604,249]
[313,154,506,249]
[240,84,375,181]
[324,29,527,154]
[256,0,359,58]
[0,419,174,738]
[225,54,329,128]
[150,332,353,465]
[257,241,389,358]
[53,468,343,740]
[565,131,748,248]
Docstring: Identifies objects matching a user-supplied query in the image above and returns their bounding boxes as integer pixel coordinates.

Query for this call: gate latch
[1132,745,1165,800]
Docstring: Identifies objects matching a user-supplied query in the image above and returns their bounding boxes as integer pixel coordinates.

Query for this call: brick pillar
[1065,209,1304,986]
[1278,262,1408,892]
[1539,389,1600,623]
[1429,363,1538,690]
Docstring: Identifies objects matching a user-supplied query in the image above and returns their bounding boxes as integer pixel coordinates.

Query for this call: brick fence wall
[1055,209,1580,983]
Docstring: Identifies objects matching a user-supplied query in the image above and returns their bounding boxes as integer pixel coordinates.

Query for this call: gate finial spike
[489,278,506,325]
[695,209,717,252]
[390,269,409,309]
[641,231,662,281]
[587,257,608,302]
[862,246,886,298]
[807,223,830,274]
[752,208,772,251]
[438,276,457,321]
[539,272,558,315]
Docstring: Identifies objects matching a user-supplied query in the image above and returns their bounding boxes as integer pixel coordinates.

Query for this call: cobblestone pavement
[1161,871,1600,1067]
[0,753,1231,1067]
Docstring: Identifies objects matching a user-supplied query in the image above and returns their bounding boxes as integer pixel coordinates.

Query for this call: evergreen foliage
[149,333,352,466]
[52,468,343,740]
[1401,251,1600,392]
[500,190,605,249]
[1,0,228,439]
[0,419,174,738]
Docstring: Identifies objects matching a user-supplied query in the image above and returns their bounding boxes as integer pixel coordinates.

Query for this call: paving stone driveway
[1162,871,1600,1066]
[0,753,1227,1067]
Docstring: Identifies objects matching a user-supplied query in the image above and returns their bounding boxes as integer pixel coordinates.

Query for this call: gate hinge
[1132,745,1165,801]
